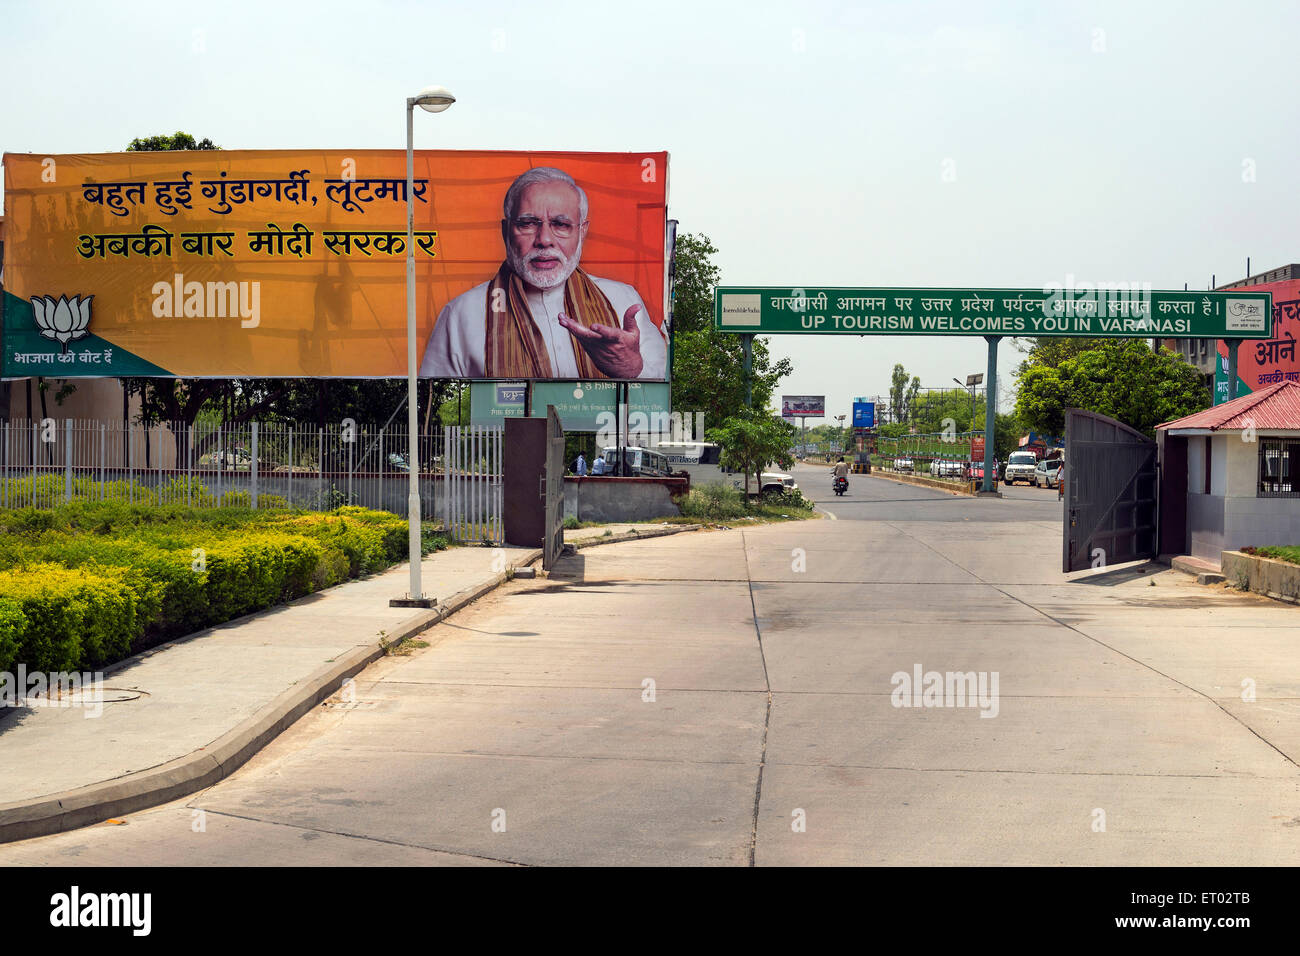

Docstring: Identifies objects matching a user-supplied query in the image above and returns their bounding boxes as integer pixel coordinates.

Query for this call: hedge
[0,503,446,673]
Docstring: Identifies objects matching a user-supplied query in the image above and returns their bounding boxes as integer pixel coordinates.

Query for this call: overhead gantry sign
[714,285,1274,492]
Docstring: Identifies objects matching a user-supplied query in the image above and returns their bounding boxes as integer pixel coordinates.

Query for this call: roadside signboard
[470,381,670,430]
[715,287,1273,339]
[4,149,670,380]
[972,435,986,461]
[852,401,875,427]
[781,395,825,418]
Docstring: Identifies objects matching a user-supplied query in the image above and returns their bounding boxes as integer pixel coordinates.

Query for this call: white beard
[508,238,584,290]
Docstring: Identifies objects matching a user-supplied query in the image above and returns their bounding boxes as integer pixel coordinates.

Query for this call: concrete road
[4,469,1300,865]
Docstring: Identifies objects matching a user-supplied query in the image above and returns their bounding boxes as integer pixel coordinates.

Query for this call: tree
[1015,340,1209,438]
[669,234,721,336]
[708,409,796,498]
[1013,337,1107,375]
[127,132,218,152]
[669,232,793,427]
[889,365,909,424]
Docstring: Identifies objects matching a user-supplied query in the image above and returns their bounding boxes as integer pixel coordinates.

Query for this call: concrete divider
[869,470,976,496]
[1221,550,1300,604]
[564,476,689,523]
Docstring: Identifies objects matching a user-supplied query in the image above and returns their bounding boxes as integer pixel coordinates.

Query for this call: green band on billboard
[715,287,1273,339]
[470,381,671,430]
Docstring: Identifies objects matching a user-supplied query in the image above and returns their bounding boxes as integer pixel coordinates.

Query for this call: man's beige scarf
[484,262,621,379]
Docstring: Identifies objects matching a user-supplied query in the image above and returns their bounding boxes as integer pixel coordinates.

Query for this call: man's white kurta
[419,275,666,379]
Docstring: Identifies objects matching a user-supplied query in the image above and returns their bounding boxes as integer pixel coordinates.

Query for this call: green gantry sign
[714,287,1274,339]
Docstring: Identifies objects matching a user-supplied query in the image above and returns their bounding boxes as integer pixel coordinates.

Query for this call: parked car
[1033,458,1064,488]
[1003,451,1038,485]
[895,457,914,472]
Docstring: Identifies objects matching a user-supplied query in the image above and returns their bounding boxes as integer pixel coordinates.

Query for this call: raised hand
[557,304,645,379]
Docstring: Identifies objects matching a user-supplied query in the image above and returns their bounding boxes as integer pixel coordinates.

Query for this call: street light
[954,374,982,433]
[395,85,455,609]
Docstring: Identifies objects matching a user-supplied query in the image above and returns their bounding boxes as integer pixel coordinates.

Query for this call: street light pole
[393,85,455,609]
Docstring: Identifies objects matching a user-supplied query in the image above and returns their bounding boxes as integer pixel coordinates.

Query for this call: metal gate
[542,405,565,570]
[443,425,503,544]
[1062,409,1158,572]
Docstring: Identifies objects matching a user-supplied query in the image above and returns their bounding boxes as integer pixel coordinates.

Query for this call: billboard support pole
[1226,340,1240,402]
[742,334,753,409]
[983,336,999,493]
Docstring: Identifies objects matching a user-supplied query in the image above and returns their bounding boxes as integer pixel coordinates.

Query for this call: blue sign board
[852,402,875,427]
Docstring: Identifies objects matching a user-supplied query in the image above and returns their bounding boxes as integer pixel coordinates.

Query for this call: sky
[3,0,1297,421]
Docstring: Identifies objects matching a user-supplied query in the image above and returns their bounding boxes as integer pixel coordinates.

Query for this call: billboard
[2,149,669,380]
[852,401,875,427]
[781,395,825,418]
[1216,278,1300,398]
[469,380,670,430]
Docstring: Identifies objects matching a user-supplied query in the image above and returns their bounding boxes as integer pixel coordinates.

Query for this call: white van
[649,441,797,497]
[597,446,672,477]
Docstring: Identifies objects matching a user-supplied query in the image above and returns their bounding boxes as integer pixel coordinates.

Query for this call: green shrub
[0,597,27,673]
[679,482,749,521]
[0,501,420,671]
[0,563,137,670]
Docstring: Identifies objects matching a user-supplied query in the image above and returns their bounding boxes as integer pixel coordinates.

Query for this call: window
[1258,439,1300,497]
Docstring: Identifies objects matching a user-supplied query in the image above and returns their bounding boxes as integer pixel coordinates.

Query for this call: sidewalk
[0,521,698,842]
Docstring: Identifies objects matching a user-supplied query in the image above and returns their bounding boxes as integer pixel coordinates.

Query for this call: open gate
[542,405,565,570]
[1062,409,1158,572]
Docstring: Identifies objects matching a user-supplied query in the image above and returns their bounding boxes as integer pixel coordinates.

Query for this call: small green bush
[0,597,27,673]
[679,483,749,521]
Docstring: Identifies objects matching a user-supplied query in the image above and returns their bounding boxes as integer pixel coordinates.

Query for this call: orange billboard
[2,149,669,380]
[1216,277,1300,395]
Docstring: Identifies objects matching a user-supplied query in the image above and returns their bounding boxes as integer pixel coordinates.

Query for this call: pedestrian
[575,453,587,477]
[1057,461,1065,500]
[592,453,607,476]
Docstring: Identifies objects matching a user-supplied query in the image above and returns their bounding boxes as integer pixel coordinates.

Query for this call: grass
[1241,546,1300,565]
[678,482,816,524]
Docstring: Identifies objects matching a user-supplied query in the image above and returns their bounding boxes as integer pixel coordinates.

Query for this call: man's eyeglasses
[510,216,582,238]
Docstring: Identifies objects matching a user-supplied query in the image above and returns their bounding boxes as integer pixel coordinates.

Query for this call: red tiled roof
[1158,381,1300,431]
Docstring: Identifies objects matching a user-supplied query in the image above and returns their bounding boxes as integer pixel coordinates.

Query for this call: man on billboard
[420,167,666,380]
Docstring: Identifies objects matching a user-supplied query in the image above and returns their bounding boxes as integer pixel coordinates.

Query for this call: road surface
[4,465,1299,865]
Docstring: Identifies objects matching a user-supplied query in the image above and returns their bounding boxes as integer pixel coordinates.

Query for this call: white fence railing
[0,418,502,544]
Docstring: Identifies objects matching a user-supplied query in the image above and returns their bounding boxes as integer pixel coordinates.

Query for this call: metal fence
[0,418,503,543]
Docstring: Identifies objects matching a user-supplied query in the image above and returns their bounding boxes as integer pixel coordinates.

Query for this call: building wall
[1187,493,1226,561]
[1187,436,1207,494]
[1185,431,1300,562]
[1210,435,1227,496]
[6,378,134,423]
[1225,436,1257,496]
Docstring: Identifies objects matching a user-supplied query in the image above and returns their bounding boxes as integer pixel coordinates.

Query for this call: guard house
[1157,381,1300,564]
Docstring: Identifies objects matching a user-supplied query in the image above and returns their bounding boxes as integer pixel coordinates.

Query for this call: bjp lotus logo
[29,295,93,353]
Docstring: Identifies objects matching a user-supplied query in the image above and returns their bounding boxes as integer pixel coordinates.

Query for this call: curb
[568,524,701,551]
[0,525,701,844]
[0,548,542,845]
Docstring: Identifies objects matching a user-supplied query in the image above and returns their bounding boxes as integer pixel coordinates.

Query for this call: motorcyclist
[831,457,850,481]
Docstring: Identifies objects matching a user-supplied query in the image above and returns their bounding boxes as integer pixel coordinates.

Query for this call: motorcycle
[833,475,848,496]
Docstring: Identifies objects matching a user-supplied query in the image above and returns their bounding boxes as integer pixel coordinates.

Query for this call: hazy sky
[3,0,1295,420]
